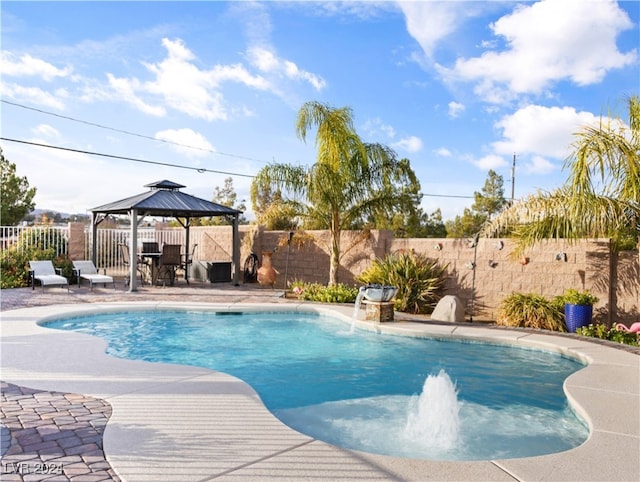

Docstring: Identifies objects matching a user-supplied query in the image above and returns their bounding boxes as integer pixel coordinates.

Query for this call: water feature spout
[405,369,460,451]
[360,284,398,302]
[350,286,366,333]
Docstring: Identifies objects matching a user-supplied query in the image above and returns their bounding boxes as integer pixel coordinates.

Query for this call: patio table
[141,252,161,285]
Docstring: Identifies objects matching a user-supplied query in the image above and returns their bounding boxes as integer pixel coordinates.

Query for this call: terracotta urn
[257,251,277,288]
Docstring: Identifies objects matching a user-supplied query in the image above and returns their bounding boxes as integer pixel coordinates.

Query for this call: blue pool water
[45,310,589,460]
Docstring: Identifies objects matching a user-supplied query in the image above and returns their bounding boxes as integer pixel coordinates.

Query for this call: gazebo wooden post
[91,212,99,266]
[184,218,191,283]
[232,213,240,286]
[129,208,138,292]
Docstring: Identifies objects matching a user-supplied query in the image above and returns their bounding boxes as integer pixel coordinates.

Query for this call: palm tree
[251,101,421,285]
[484,95,639,252]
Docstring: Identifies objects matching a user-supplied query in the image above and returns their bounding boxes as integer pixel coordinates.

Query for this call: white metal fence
[0,225,69,257]
[1,225,204,275]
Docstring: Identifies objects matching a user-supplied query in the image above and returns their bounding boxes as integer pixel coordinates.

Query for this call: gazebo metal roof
[90,180,242,218]
[90,180,242,290]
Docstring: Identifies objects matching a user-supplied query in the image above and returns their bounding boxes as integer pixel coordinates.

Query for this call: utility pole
[510,153,517,205]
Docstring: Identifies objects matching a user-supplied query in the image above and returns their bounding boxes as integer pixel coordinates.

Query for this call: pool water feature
[405,370,460,451]
[45,310,589,461]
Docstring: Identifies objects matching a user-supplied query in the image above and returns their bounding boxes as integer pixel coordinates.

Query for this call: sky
[1,0,638,222]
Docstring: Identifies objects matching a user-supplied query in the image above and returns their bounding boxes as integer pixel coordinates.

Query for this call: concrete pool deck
[1,284,639,481]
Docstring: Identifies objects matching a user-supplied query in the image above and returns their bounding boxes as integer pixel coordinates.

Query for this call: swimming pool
[45,310,589,461]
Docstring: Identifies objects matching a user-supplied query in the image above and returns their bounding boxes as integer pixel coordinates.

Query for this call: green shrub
[0,249,32,289]
[296,282,359,303]
[357,251,447,314]
[0,247,73,289]
[576,324,639,346]
[496,292,566,331]
[562,289,599,306]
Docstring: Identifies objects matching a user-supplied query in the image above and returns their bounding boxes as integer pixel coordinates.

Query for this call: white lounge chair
[29,260,69,292]
[72,260,115,290]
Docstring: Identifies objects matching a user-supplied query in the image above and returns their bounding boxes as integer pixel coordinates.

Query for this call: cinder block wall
[245,230,638,324]
[72,223,638,323]
[390,237,617,322]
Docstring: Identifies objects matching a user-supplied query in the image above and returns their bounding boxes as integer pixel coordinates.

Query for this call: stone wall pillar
[67,222,85,260]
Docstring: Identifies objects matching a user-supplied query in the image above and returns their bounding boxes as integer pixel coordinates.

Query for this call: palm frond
[485,188,639,257]
[486,96,640,257]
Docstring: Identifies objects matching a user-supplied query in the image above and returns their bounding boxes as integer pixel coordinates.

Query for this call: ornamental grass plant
[496,292,566,331]
[357,251,447,314]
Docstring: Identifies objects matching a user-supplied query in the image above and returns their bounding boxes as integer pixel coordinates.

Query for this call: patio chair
[118,243,148,287]
[29,260,69,292]
[142,241,159,254]
[177,243,198,285]
[72,260,115,290]
[157,244,182,286]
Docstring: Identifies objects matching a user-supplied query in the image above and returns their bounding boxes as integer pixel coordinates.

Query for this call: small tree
[250,183,298,230]
[419,208,448,238]
[206,177,248,225]
[446,169,507,237]
[0,148,37,225]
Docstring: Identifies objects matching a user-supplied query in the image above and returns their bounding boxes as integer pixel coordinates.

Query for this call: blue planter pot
[565,303,593,333]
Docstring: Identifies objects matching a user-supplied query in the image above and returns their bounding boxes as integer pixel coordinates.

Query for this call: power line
[2,101,479,200]
[1,99,269,164]
[0,137,255,178]
[1,136,477,199]
[420,193,473,199]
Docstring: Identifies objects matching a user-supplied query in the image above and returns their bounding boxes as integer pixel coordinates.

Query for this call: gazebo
[90,180,242,291]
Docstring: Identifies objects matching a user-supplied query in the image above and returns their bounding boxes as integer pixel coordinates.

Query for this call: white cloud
[155,129,215,158]
[398,2,469,58]
[0,83,66,110]
[362,117,396,139]
[107,73,166,117]
[361,118,421,153]
[241,105,257,118]
[284,60,326,91]
[471,154,507,170]
[0,51,72,81]
[434,147,452,157]
[32,124,60,138]
[232,3,326,105]
[105,38,324,121]
[392,136,423,153]
[492,104,599,159]
[14,146,149,213]
[524,155,556,175]
[249,47,279,72]
[314,1,394,20]
[247,46,326,91]
[107,38,271,121]
[448,101,465,118]
[437,0,636,102]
